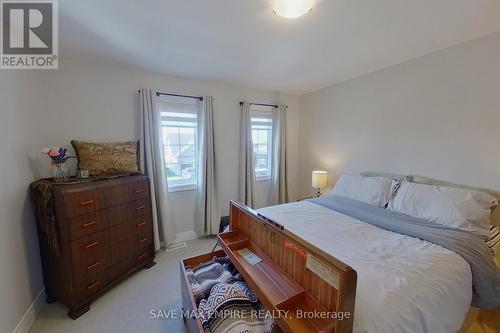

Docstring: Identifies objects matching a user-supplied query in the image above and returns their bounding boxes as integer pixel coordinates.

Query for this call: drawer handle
[137,237,147,244]
[136,205,145,211]
[80,200,95,206]
[87,281,100,290]
[82,221,97,228]
[134,189,145,194]
[84,241,99,249]
[86,262,100,270]
[138,252,148,259]
[136,221,147,227]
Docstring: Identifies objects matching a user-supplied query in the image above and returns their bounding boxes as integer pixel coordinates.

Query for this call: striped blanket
[187,256,281,333]
[487,225,500,257]
[186,257,236,305]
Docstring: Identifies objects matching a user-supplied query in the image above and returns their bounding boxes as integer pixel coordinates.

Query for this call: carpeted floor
[28,237,500,333]
[29,238,215,333]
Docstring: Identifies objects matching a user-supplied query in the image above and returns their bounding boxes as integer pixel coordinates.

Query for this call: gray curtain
[270,104,288,204]
[239,101,256,208]
[139,88,175,249]
[195,96,220,235]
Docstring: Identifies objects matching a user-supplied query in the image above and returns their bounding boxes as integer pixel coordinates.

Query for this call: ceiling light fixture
[273,0,314,19]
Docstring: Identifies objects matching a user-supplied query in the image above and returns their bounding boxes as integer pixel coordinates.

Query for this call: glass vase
[52,162,70,182]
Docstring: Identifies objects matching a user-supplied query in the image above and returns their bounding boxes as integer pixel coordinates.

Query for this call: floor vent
[166,242,187,252]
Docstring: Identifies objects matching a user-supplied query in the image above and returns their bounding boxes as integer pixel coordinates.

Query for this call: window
[160,96,198,191]
[251,105,273,181]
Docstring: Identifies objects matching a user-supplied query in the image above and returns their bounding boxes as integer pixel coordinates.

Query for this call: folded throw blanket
[198,281,280,333]
[186,258,236,305]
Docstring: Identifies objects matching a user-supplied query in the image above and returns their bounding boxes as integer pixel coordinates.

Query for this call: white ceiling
[60,0,500,94]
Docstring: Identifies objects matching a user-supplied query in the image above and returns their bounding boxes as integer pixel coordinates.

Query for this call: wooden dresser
[31,175,155,319]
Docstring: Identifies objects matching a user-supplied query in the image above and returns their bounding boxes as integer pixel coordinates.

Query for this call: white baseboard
[173,230,198,243]
[12,288,45,333]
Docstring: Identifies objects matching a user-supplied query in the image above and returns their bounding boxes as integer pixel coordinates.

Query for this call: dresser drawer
[71,233,106,263]
[131,215,151,235]
[64,190,100,218]
[100,183,128,208]
[107,221,131,246]
[72,251,107,284]
[131,231,152,251]
[127,179,148,201]
[132,245,153,267]
[68,212,107,241]
[74,273,105,304]
[129,198,149,219]
[107,239,131,266]
[106,258,132,283]
[105,204,129,227]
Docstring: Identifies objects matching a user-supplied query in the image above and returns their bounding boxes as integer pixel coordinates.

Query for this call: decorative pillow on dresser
[71,140,140,176]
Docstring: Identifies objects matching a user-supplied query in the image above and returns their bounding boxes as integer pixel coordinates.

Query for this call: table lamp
[312,170,328,197]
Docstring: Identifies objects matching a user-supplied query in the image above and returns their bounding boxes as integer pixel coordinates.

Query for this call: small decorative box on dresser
[30,175,155,319]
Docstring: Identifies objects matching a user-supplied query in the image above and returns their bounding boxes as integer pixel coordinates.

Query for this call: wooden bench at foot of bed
[224,201,357,333]
[181,201,357,333]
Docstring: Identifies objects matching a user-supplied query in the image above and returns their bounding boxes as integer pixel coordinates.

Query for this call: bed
[181,174,500,333]
[253,174,500,333]
[258,200,472,333]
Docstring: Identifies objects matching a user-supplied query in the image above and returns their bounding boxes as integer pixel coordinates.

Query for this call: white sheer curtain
[139,88,175,249]
[270,104,288,204]
[239,101,256,208]
[194,96,220,235]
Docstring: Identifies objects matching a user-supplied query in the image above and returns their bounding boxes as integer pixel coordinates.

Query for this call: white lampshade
[312,170,328,189]
[273,0,314,19]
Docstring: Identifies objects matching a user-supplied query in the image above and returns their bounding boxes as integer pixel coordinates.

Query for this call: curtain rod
[157,92,203,101]
[137,89,203,101]
[239,101,287,108]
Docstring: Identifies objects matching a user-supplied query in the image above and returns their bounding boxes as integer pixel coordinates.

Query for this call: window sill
[255,176,271,182]
[168,184,197,193]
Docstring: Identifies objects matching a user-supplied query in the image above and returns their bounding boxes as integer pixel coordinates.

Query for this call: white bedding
[257,201,472,333]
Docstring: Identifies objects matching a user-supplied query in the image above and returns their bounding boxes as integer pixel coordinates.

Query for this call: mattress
[257,201,472,333]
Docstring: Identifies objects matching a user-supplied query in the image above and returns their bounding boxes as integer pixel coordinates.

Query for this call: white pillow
[388,181,498,239]
[331,175,394,207]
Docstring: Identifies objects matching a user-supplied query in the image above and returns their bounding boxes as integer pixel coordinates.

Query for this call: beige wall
[0,59,300,332]
[0,71,46,333]
[42,59,300,233]
[299,32,500,198]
